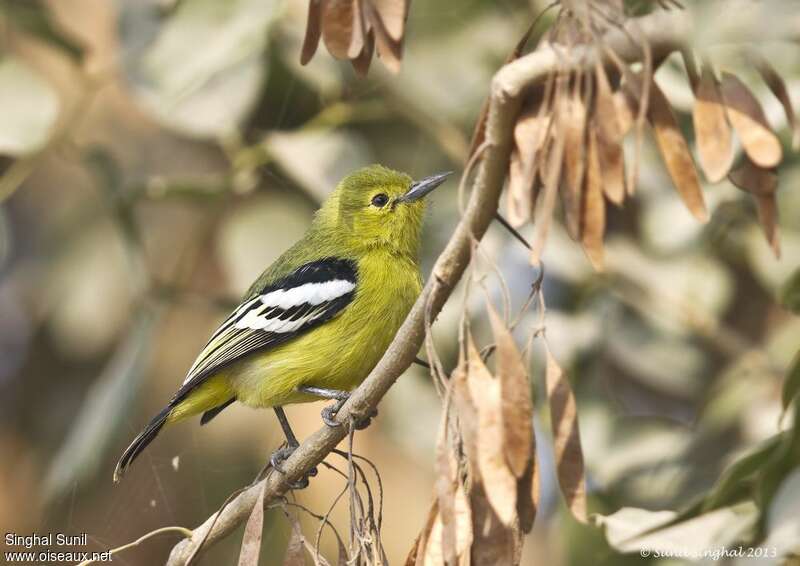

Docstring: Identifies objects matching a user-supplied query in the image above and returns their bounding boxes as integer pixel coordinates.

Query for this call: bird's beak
[396,171,452,203]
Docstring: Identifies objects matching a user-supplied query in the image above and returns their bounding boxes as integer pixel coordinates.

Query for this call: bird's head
[316,164,450,258]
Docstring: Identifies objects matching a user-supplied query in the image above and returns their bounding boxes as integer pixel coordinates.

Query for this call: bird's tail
[113,406,171,482]
[114,374,234,482]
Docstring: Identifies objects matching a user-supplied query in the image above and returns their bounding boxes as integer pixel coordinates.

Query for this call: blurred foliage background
[0,0,799,564]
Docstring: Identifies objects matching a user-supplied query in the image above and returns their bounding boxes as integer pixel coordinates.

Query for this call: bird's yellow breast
[224,250,422,407]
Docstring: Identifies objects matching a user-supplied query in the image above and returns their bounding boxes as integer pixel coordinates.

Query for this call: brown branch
[164,6,799,565]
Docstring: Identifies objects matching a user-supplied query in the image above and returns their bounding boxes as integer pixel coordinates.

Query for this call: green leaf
[781,268,800,314]
[0,57,60,156]
[120,0,279,138]
[783,349,800,412]
[0,0,85,62]
[701,432,785,513]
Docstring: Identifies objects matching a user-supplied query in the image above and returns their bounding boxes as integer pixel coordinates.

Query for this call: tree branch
[164,6,798,564]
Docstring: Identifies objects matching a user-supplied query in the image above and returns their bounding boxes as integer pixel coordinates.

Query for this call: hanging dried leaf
[545,346,587,523]
[637,76,708,222]
[612,89,635,137]
[371,0,408,43]
[753,57,800,150]
[282,517,307,566]
[321,0,357,60]
[720,72,783,169]
[729,160,781,257]
[370,4,403,74]
[406,500,439,566]
[486,303,534,478]
[594,63,626,205]
[238,483,267,566]
[508,102,550,227]
[516,454,539,534]
[530,130,565,265]
[467,337,517,527]
[693,67,734,183]
[435,409,457,563]
[468,483,515,565]
[581,127,606,270]
[452,356,479,474]
[560,86,588,240]
[351,29,375,77]
[301,0,323,65]
[423,485,473,565]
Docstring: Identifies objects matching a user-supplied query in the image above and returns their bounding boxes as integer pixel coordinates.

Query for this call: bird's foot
[269,443,317,489]
[321,398,377,430]
[321,397,348,427]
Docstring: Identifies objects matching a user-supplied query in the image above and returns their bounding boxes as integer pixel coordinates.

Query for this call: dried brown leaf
[351,30,375,77]
[508,103,550,227]
[452,357,479,474]
[435,412,457,563]
[613,89,635,137]
[423,485,473,566]
[282,515,306,566]
[754,57,800,150]
[754,193,781,259]
[467,337,517,527]
[581,127,606,270]
[530,130,565,265]
[301,0,323,65]
[516,454,540,534]
[545,346,587,523]
[560,88,588,240]
[638,77,708,222]
[594,63,626,205]
[693,67,734,183]
[729,160,781,257]
[322,0,356,60]
[370,0,408,43]
[720,72,783,169]
[486,303,533,478]
[238,483,266,566]
[406,500,438,566]
[468,483,515,566]
[369,3,403,73]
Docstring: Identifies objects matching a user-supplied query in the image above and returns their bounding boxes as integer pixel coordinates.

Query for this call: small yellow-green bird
[114,165,450,483]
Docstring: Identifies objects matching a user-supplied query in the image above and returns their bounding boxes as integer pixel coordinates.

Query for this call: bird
[114,164,450,483]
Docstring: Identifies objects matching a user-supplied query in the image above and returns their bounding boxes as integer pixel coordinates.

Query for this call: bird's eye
[371,193,389,208]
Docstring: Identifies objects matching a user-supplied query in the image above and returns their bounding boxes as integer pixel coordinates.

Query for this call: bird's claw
[269,443,318,489]
[321,399,378,430]
[321,398,348,427]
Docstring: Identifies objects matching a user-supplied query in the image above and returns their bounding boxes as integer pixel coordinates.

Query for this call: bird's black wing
[174,257,358,403]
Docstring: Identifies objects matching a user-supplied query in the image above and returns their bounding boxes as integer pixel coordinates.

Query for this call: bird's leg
[270,407,317,489]
[297,386,378,430]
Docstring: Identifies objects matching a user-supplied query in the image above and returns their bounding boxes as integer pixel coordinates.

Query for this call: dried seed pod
[720,72,783,169]
[508,101,551,226]
[729,160,781,257]
[693,67,734,183]
[635,76,708,222]
[300,0,323,65]
[594,63,626,205]
[560,84,588,240]
[321,0,357,60]
[545,346,587,523]
[581,126,606,270]
[753,56,800,150]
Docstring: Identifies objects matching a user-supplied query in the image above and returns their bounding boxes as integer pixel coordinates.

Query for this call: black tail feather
[113,406,171,482]
[200,397,236,425]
